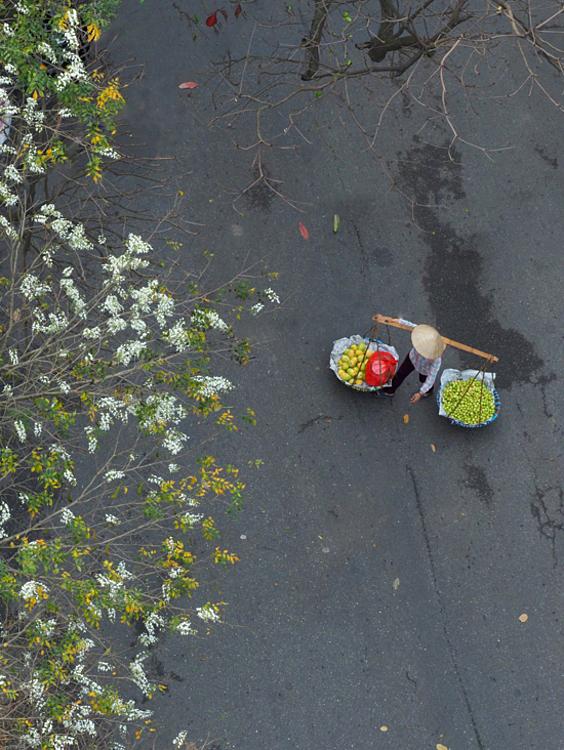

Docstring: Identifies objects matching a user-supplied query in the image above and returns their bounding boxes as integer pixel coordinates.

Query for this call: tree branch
[301,0,332,81]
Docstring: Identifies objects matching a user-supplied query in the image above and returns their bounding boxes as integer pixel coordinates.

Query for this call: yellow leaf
[431,443,437,452]
[379,725,389,732]
[436,745,448,750]
[518,613,528,623]
[87,23,102,42]
[402,414,410,425]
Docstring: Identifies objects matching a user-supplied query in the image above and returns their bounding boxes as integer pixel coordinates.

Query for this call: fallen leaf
[402,414,410,425]
[392,577,400,591]
[298,222,310,240]
[206,11,218,27]
[436,744,448,750]
[234,3,242,17]
[379,725,389,733]
[333,213,340,233]
[518,613,528,623]
[431,443,437,453]
[178,81,199,89]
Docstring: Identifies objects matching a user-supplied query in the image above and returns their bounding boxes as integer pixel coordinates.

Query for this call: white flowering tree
[0,3,280,749]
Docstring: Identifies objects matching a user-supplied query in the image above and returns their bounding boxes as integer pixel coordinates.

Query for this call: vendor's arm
[419,359,441,394]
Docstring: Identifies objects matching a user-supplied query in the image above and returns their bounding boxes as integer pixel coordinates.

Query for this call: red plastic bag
[365,350,397,387]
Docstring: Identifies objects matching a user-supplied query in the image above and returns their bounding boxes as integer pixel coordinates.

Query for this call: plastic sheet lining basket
[437,368,501,429]
[329,335,398,392]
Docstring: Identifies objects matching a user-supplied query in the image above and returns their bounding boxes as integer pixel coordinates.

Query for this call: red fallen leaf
[234,3,242,17]
[206,12,218,27]
[178,81,199,90]
[298,222,310,240]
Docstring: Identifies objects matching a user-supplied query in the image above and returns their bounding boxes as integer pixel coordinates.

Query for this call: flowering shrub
[0,0,123,183]
[0,4,279,749]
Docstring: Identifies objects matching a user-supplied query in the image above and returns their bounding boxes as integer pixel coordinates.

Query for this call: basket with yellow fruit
[329,335,398,392]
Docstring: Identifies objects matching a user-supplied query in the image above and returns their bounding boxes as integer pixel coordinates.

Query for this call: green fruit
[441,380,495,424]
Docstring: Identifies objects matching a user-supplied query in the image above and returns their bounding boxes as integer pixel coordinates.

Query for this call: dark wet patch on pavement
[534,145,558,170]
[243,165,275,212]
[463,463,494,507]
[397,141,544,386]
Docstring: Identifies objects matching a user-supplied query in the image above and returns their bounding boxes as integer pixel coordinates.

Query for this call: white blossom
[3,163,22,183]
[37,41,58,64]
[105,514,120,526]
[104,470,125,483]
[138,611,165,647]
[60,276,87,318]
[0,181,18,206]
[115,340,146,365]
[82,326,101,340]
[196,604,220,623]
[0,500,10,540]
[180,512,203,528]
[161,428,189,455]
[175,621,196,637]
[191,307,229,332]
[20,273,51,300]
[19,580,49,601]
[0,214,18,240]
[264,287,280,303]
[166,320,190,351]
[102,294,122,316]
[129,652,155,697]
[251,302,264,316]
[14,419,26,442]
[84,426,98,453]
[192,375,234,398]
[32,309,69,335]
[172,730,189,747]
[60,508,75,526]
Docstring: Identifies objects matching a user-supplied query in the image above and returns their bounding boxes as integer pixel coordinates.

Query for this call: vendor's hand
[410,392,422,404]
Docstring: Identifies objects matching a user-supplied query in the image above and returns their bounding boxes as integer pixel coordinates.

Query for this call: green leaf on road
[333,214,341,233]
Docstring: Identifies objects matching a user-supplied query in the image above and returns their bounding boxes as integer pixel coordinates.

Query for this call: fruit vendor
[380,318,446,404]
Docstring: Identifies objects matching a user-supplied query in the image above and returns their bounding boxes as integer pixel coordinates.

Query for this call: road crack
[407,463,486,749]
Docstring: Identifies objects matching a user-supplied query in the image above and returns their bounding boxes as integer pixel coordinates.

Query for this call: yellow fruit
[347,368,356,377]
[355,378,363,385]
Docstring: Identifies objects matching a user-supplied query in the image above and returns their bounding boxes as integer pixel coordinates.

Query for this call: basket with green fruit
[438,369,500,428]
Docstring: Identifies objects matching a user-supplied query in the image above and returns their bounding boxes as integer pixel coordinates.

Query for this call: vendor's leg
[382,354,414,394]
[418,372,434,397]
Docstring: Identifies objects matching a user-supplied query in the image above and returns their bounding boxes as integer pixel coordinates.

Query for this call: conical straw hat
[411,324,446,359]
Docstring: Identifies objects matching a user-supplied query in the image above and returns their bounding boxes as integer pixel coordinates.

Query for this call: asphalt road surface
[112,3,563,748]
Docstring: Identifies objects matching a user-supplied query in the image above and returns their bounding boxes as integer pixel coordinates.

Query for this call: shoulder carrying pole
[373,314,499,363]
